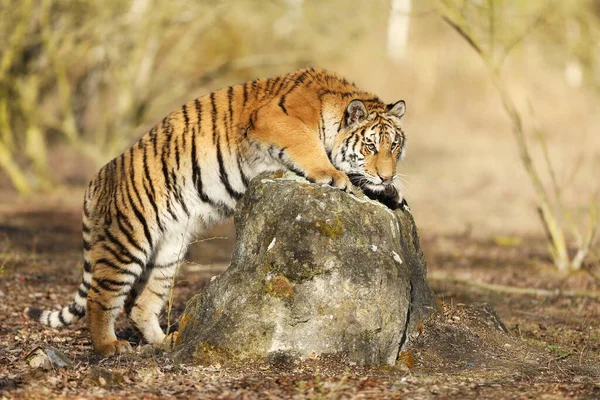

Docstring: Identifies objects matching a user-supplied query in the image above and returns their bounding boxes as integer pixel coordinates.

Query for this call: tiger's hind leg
[126,236,186,346]
[87,243,146,356]
[125,262,178,345]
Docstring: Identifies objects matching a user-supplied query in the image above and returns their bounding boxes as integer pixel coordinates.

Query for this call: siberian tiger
[28,68,407,356]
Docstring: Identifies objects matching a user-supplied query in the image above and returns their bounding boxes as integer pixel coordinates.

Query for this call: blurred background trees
[438,0,600,271]
[0,0,389,192]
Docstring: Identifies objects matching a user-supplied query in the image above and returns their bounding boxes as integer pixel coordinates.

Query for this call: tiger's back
[28,68,408,355]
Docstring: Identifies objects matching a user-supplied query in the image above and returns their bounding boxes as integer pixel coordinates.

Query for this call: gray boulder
[173,172,439,367]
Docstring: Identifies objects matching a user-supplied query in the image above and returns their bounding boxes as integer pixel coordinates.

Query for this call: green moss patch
[193,341,238,366]
[312,216,343,239]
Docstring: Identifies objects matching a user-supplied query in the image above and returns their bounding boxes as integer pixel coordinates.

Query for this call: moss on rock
[312,216,344,239]
[265,275,294,298]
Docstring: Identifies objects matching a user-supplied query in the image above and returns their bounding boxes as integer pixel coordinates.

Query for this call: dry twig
[429,272,600,299]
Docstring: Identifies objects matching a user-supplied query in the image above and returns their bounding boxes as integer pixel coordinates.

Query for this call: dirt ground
[0,189,599,400]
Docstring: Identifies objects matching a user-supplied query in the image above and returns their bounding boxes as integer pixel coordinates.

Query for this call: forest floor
[0,192,599,399]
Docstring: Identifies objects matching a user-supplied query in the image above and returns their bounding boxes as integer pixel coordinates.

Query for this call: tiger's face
[331,99,406,196]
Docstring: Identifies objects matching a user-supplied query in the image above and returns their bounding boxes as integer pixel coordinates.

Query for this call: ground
[0,189,598,399]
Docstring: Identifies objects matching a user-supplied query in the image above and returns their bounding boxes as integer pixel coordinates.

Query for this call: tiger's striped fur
[28,68,407,355]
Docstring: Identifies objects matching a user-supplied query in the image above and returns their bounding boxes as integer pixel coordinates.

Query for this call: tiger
[27,68,407,356]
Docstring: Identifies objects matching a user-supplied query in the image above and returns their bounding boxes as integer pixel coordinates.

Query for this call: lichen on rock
[173,172,439,367]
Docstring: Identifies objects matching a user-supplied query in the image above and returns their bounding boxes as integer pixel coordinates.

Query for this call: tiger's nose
[378,174,393,182]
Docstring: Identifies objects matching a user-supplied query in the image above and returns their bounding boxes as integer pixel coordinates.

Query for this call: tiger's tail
[26,277,89,328]
[27,187,96,328]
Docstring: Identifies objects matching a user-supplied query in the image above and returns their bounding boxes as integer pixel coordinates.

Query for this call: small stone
[45,347,73,368]
[139,344,163,358]
[370,245,378,252]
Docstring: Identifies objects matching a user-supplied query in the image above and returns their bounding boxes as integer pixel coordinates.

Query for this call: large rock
[173,172,439,367]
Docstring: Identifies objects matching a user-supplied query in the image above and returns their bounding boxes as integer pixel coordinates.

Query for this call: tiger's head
[331,99,406,199]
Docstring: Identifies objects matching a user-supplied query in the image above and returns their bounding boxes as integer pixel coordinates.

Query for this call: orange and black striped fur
[28,68,407,355]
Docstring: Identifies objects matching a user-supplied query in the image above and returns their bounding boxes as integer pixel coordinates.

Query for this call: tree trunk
[173,172,439,367]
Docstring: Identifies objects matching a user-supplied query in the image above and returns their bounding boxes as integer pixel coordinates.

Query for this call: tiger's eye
[365,143,376,152]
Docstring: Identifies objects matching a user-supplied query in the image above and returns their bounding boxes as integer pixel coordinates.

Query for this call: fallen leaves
[89,367,125,387]
[398,351,415,370]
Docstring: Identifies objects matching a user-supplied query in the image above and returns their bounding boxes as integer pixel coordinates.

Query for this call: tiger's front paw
[308,169,352,192]
[363,185,406,210]
[390,194,407,210]
[381,192,407,210]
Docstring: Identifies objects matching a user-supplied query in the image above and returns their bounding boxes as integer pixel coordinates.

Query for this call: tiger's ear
[386,100,406,119]
[345,99,367,127]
